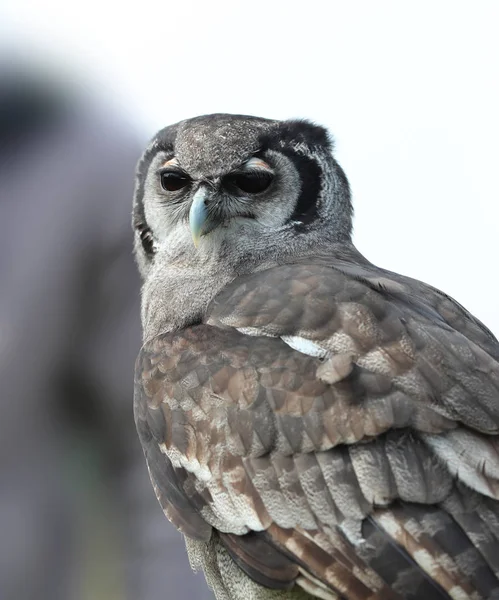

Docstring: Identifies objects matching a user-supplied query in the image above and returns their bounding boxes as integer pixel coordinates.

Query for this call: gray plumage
[133,113,499,600]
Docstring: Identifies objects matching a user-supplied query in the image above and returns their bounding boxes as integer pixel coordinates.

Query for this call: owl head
[133,114,353,279]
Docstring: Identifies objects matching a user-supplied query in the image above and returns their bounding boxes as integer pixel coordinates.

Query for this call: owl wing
[134,259,499,600]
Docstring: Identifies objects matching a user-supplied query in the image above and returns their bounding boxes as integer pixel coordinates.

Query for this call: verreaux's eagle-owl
[133,114,499,600]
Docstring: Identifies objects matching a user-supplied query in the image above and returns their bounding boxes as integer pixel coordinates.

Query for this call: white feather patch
[158,442,212,482]
[297,570,340,600]
[236,327,275,337]
[281,335,329,358]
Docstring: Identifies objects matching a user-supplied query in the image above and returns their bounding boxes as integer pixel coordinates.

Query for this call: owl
[133,114,499,600]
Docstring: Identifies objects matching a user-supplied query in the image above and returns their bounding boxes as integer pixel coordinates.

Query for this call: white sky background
[1,0,498,334]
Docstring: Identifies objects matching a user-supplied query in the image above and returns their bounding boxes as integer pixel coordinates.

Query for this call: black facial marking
[257,119,331,232]
[134,149,160,230]
[137,223,155,257]
[281,150,322,230]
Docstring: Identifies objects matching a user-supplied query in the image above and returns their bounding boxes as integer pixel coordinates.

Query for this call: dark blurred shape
[0,59,213,600]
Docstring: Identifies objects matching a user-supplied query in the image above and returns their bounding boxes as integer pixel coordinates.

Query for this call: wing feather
[134,259,499,598]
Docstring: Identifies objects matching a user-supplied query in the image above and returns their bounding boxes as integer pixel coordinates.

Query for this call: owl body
[133,114,499,600]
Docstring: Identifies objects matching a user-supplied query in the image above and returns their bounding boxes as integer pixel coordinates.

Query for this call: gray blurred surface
[0,66,213,600]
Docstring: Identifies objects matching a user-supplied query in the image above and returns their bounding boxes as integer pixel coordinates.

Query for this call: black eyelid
[239,172,273,180]
[225,170,274,194]
[236,168,274,176]
[158,166,190,178]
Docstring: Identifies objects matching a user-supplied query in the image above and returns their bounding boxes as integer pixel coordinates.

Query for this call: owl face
[133,114,352,278]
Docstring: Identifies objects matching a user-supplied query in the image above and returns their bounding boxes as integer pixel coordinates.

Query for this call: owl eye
[160,170,191,192]
[230,171,274,194]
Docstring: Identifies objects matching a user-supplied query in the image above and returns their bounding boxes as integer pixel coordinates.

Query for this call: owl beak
[189,186,216,247]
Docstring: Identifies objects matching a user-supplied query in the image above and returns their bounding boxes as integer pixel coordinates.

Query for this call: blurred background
[0,1,498,599]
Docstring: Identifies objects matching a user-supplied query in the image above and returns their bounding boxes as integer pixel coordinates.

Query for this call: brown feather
[134,254,499,599]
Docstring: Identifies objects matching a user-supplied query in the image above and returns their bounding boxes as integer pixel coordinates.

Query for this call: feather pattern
[135,256,499,599]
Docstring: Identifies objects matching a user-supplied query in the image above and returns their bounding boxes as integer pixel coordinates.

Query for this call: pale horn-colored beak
[189,185,215,247]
